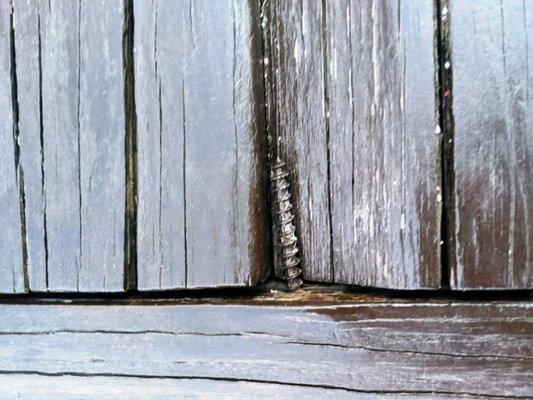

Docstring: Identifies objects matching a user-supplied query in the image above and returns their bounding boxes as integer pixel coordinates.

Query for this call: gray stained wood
[0,2,25,294]
[134,0,269,289]
[11,0,46,292]
[12,0,126,292]
[265,0,440,288]
[450,0,532,289]
[0,299,530,398]
[0,375,480,400]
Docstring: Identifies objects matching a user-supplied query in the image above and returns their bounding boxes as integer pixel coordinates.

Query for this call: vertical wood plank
[0,1,25,293]
[267,0,332,282]
[38,0,81,291]
[135,0,269,289]
[12,0,126,292]
[329,0,439,288]
[134,0,187,290]
[267,0,440,288]
[12,0,47,291]
[78,0,125,291]
[185,0,265,287]
[451,0,532,289]
[323,0,354,285]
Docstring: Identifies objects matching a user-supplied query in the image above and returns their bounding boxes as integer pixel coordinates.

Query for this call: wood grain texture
[77,0,125,291]
[12,0,125,292]
[265,0,332,281]
[12,0,46,292]
[327,0,440,289]
[450,0,532,289]
[134,0,269,289]
[0,376,479,400]
[266,0,440,288]
[134,0,186,290]
[0,1,25,294]
[0,301,530,398]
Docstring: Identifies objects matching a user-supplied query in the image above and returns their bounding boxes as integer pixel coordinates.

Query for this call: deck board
[11,0,126,292]
[264,0,440,288]
[0,296,530,398]
[450,0,532,289]
[0,1,25,294]
[133,0,269,290]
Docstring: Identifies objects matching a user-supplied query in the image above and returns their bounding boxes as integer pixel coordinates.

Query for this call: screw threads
[271,160,302,291]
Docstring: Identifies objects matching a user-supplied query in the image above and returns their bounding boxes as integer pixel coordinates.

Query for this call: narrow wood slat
[12,0,46,292]
[0,375,487,400]
[78,0,125,291]
[134,0,187,290]
[0,301,530,397]
[267,0,440,288]
[0,2,25,294]
[134,0,269,289]
[12,0,125,292]
[0,375,469,400]
[327,0,440,288]
[266,0,332,281]
[451,0,532,289]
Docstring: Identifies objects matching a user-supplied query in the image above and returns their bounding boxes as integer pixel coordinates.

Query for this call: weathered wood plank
[450,0,532,289]
[0,375,470,400]
[0,301,530,397]
[134,0,269,289]
[266,0,332,282]
[266,0,440,287]
[134,0,187,290]
[12,0,125,292]
[38,0,80,291]
[12,0,47,292]
[327,0,440,288]
[77,0,125,291]
[0,1,25,294]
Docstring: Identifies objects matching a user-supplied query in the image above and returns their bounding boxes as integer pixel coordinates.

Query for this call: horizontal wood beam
[0,297,530,398]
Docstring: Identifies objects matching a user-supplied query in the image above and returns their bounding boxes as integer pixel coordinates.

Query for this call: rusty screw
[271,159,302,291]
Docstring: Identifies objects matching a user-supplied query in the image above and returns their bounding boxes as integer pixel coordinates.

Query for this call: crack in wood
[122,0,138,291]
[0,370,527,399]
[8,0,29,293]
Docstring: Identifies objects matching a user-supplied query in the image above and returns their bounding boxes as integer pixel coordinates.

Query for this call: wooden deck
[0,291,531,399]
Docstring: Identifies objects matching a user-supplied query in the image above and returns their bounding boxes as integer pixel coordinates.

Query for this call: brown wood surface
[264,0,332,282]
[265,0,440,288]
[0,297,530,398]
[450,0,532,289]
[134,0,269,289]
